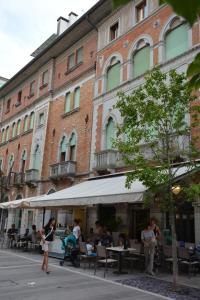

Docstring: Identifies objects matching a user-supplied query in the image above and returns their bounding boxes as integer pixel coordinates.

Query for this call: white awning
[30,175,146,207]
[0,196,41,209]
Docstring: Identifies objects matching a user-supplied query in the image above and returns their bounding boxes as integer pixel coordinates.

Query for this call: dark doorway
[175,202,194,243]
[99,205,116,230]
[130,209,150,241]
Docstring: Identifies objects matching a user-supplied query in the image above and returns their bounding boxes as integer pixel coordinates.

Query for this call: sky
[0,0,98,79]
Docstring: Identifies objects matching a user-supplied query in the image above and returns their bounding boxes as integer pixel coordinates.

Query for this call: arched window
[29,112,35,129]
[59,136,67,162]
[24,115,29,132]
[69,133,76,161]
[165,22,188,61]
[12,123,16,138]
[20,150,27,172]
[0,157,3,170]
[17,119,21,135]
[74,87,80,109]
[106,117,116,149]
[32,145,40,170]
[132,44,150,78]
[65,92,71,113]
[1,129,5,143]
[5,126,10,142]
[107,59,120,91]
[8,154,14,173]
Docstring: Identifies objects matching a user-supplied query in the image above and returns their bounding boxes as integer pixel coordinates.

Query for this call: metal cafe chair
[94,245,118,278]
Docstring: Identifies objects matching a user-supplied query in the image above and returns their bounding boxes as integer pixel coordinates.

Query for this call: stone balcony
[94,149,123,171]
[49,161,76,179]
[13,172,25,187]
[25,169,39,184]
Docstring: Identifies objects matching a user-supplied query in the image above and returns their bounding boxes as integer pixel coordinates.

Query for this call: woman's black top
[44,225,54,242]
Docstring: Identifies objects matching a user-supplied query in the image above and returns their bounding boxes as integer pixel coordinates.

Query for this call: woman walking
[41,217,56,274]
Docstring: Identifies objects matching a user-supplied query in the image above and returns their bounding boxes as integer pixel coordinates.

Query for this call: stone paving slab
[0,250,170,300]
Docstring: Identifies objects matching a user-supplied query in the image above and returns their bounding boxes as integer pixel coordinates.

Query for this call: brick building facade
[0,0,200,243]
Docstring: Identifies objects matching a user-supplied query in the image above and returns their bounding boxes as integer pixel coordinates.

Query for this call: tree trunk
[170,211,179,291]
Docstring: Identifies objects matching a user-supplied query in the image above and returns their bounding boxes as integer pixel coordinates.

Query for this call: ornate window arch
[5,126,10,142]
[17,119,21,135]
[159,15,191,63]
[1,128,5,143]
[20,149,27,172]
[128,35,153,80]
[29,112,35,129]
[69,132,77,161]
[12,122,16,138]
[59,135,68,162]
[32,144,41,170]
[102,53,123,93]
[104,116,116,150]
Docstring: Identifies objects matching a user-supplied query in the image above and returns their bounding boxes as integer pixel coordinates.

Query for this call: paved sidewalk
[0,250,171,300]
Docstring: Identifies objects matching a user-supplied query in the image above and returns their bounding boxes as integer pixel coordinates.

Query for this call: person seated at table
[94,221,104,245]
[86,239,97,256]
[118,233,126,247]
[20,228,31,250]
[7,224,18,248]
[101,230,113,247]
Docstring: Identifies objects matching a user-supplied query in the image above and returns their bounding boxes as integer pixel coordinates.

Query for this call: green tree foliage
[114,67,200,289]
[112,0,200,89]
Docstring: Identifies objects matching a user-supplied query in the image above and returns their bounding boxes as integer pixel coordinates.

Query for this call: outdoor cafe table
[106,246,136,274]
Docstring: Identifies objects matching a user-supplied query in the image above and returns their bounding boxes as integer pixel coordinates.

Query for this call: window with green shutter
[106,118,116,149]
[30,112,35,129]
[12,123,16,138]
[76,47,83,64]
[6,126,10,141]
[65,93,71,113]
[0,157,3,170]
[74,87,80,109]
[1,129,5,143]
[68,53,75,70]
[24,115,28,132]
[69,133,76,161]
[165,24,188,61]
[38,112,44,126]
[133,45,150,78]
[33,145,40,170]
[17,120,21,135]
[107,62,120,91]
[60,136,67,162]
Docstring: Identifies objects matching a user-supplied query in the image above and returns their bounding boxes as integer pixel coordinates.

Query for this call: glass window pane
[70,133,76,146]
[77,47,83,64]
[39,113,44,126]
[65,93,71,113]
[166,24,188,61]
[24,116,28,131]
[30,113,35,129]
[107,62,120,91]
[68,53,75,70]
[106,118,115,149]
[74,87,80,109]
[17,120,21,135]
[61,137,67,152]
[133,45,150,78]
[12,123,16,138]
[6,127,9,141]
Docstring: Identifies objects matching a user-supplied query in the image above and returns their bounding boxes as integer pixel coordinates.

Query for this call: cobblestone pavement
[0,250,171,300]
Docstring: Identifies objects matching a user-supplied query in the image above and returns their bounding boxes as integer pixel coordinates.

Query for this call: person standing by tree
[41,217,56,274]
[141,223,156,276]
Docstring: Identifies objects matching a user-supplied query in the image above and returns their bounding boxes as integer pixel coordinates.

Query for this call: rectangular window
[76,47,83,64]
[17,91,22,104]
[42,70,48,85]
[74,87,80,109]
[65,93,71,113]
[6,99,11,112]
[38,112,45,126]
[68,53,75,70]
[110,22,119,41]
[29,81,35,96]
[136,1,147,23]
